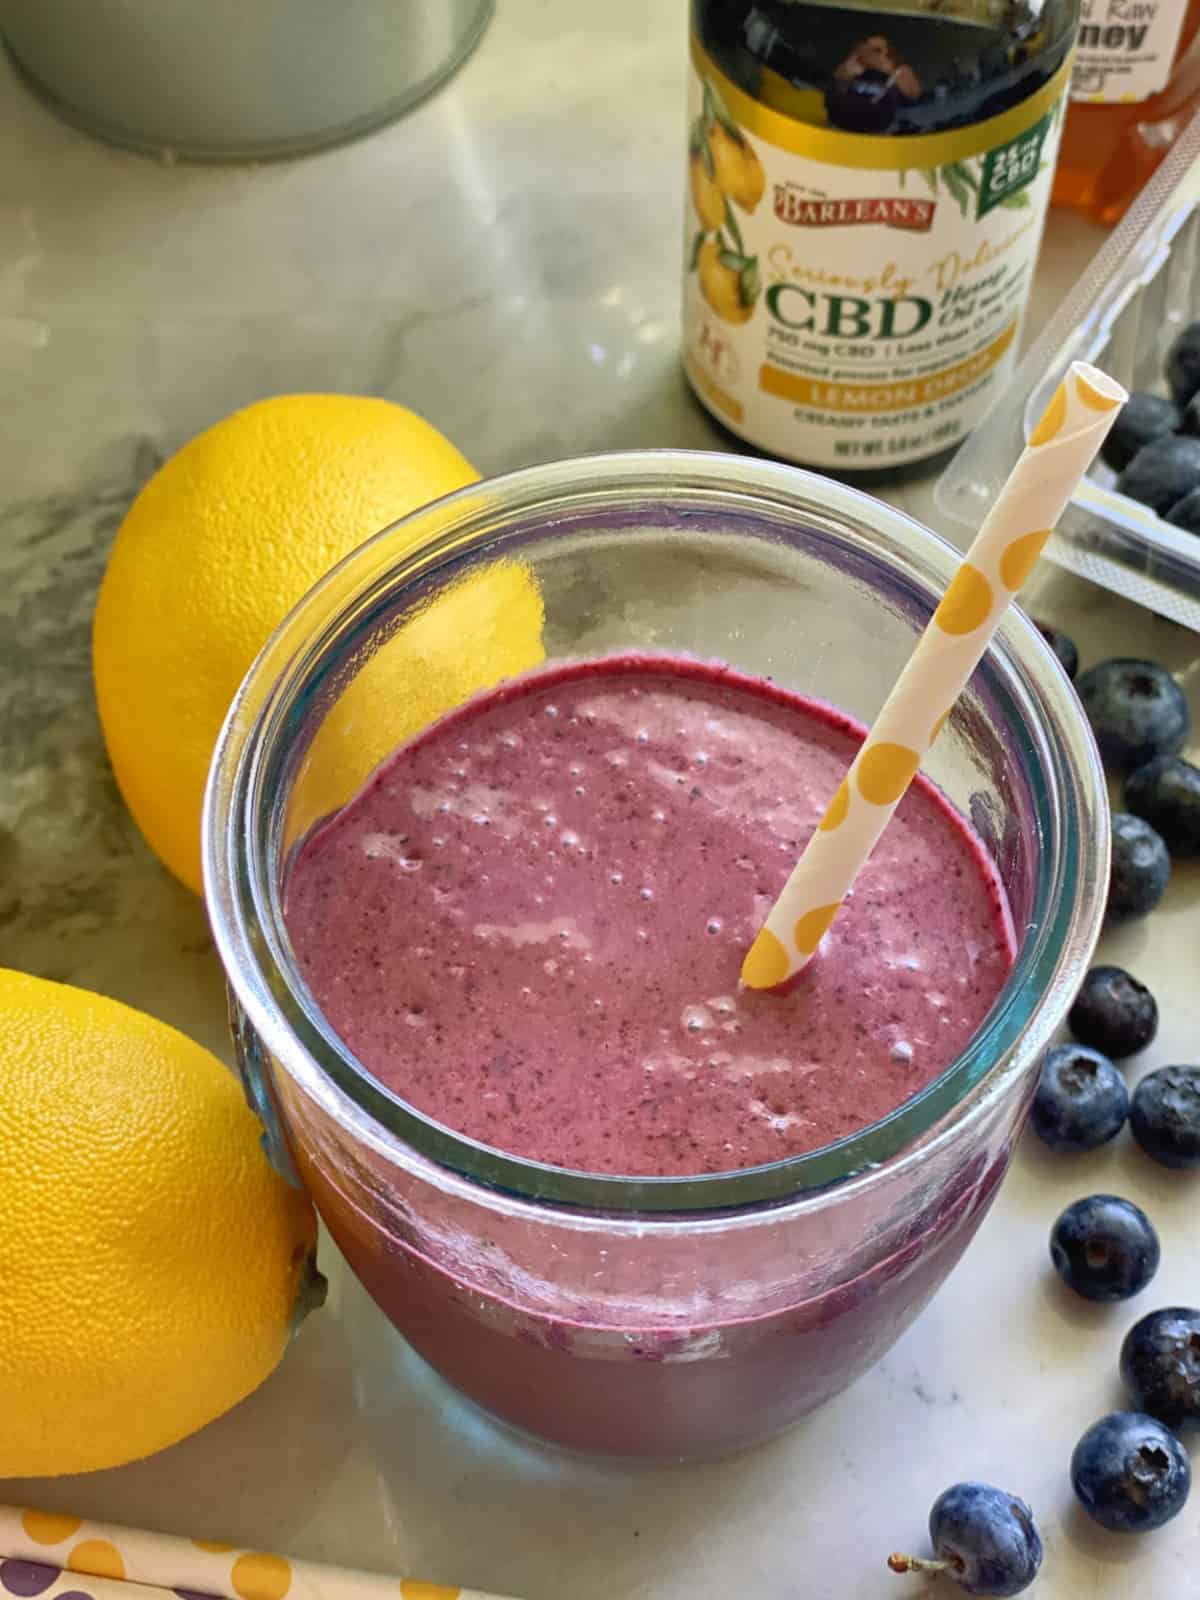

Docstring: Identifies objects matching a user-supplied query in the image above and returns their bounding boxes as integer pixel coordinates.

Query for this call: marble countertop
[1,4,1198,1596]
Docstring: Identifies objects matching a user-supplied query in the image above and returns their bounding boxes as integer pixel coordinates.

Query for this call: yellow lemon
[689,149,726,230]
[0,968,320,1476]
[93,394,544,893]
[698,238,754,325]
[708,122,766,212]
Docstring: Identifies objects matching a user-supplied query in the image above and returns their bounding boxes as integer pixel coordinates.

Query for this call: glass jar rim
[204,450,1107,1217]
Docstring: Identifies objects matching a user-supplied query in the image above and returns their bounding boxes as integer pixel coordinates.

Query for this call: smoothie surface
[284,654,1014,1176]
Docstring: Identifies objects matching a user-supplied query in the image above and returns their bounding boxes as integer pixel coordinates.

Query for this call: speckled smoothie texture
[285,654,1014,1177]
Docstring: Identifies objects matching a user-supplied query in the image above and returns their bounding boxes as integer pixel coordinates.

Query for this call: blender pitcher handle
[226,985,303,1188]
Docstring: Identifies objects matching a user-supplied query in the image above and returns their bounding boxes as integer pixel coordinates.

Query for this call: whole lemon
[689,149,726,231]
[698,238,754,325]
[0,968,319,1477]
[94,394,529,894]
[709,122,766,212]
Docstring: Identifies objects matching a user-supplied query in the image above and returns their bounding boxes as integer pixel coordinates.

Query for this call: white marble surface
[1,4,1199,1597]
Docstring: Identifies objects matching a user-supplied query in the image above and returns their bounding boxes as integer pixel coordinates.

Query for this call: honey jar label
[1072,0,1188,101]
[682,39,1071,470]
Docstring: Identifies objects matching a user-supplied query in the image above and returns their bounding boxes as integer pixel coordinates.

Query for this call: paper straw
[0,1506,517,1600]
[742,360,1126,991]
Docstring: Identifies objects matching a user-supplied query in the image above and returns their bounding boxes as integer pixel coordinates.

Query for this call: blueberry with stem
[888,1483,1042,1596]
[1120,1307,1200,1428]
[1050,1195,1160,1302]
[1071,1412,1191,1532]
[1075,659,1190,774]
[1030,1044,1129,1152]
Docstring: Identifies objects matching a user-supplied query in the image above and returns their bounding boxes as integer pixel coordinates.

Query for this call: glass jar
[204,452,1107,1461]
[0,0,491,161]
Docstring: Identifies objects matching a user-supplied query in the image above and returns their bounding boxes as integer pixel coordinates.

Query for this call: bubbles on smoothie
[706,917,722,935]
[652,808,666,823]
[639,886,654,902]
[544,704,559,719]
[499,732,521,750]
[682,1004,712,1034]
[542,813,558,828]
[694,751,709,766]
[890,1040,914,1064]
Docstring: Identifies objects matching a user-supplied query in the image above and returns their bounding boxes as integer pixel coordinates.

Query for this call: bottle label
[1071,0,1187,102]
[682,39,1070,470]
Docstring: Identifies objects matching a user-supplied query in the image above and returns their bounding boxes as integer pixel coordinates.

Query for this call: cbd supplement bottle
[682,0,1079,477]
[1053,0,1200,223]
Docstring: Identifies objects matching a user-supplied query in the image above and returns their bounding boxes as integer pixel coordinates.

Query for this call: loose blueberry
[1035,621,1079,680]
[1120,1307,1200,1428]
[1130,1065,1200,1169]
[1165,486,1200,534]
[1116,434,1200,516]
[1075,659,1191,773]
[1069,965,1159,1060]
[1049,1194,1160,1302]
[1166,319,1200,407]
[1071,1411,1191,1532]
[1030,1044,1129,1152]
[1125,755,1200,858]
[888,1482,1043,1596]
[1108,812,1171,918]
[1100,391,1182,473]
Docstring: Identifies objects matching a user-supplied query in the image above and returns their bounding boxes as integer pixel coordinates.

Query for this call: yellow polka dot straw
[0,1506,516,1600]
[742,360,1127,992]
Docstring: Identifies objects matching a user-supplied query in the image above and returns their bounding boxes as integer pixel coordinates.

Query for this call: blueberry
[1116,434,1200,516]
[1166,319,1200,407]
[1070,1411,1191,1532]
[1167,484,1200,536]
[1049,1194,1160,1301]
[1100,391,1182,473]
[1120,1307,1200,1428]
[1035,621,1079,680]
[1068,966,1158,1059]
[1075,658,1191,773]
[888,1483,1043,1595]
[1030,1044,1129,1152]
[1126,755,1200,857]
[1108,812,1171,918]
[1130,1065,1200,1169]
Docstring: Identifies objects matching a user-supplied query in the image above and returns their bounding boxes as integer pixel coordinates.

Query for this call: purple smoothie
[286,653,1014,1176]
[283,653,1017,1457]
